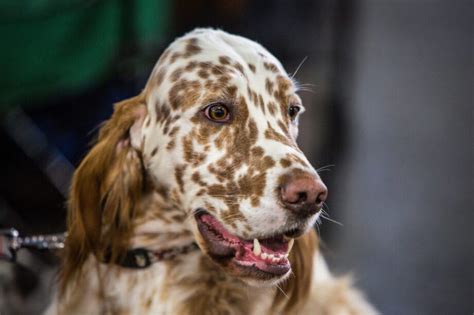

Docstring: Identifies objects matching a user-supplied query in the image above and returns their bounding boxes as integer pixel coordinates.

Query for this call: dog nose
[280,174,328,216]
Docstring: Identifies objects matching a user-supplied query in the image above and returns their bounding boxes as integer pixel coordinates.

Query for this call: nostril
[315,189,328,208]
[297,192,307,203]
[315,195,323,207]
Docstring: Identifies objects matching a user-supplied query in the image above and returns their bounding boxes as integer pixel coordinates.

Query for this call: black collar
[104,243,199,269]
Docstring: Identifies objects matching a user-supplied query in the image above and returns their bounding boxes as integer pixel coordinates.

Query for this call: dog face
[138,29,327,284]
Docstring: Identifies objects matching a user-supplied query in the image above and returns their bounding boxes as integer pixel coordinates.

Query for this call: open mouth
[195,211,294,280]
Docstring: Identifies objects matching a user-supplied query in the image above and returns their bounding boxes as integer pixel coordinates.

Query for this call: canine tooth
[253,239,261,256]
[287,239,294,254]
[261,252,268,259]
[284,253,289,259]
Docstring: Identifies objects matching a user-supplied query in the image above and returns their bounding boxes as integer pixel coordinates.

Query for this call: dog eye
[204,103,231,122]
[288,105,301,119]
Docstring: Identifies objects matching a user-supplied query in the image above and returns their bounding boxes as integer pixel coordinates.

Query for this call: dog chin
[238,270,291,287]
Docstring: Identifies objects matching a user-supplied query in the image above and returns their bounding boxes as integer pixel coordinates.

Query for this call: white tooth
[253,239,261,256]
[284,253,289,259]
[261,252,268,259]
[272,257,278,263]
[287,239,294,254]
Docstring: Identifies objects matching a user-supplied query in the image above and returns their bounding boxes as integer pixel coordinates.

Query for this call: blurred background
[0,0,471,314]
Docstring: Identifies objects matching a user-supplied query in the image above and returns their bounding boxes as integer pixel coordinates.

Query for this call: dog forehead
[146,28,294,95]
[171,28,284,71]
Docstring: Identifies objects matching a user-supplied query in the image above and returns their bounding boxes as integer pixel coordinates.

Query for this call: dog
[46,28,377,315]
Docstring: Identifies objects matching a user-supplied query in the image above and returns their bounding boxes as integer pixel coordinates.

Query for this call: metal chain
[0,228,67,262]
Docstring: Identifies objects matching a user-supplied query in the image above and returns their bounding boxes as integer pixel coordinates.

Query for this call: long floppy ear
[272,229,317,314]
[59,95,147,293]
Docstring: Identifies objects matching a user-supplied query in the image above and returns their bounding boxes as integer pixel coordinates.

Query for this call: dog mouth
[195,211,295,280]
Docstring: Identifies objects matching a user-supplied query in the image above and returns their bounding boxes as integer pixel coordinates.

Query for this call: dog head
[139,29,327,284]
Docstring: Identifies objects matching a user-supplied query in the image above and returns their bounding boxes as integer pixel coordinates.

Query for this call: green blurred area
[0,0,170,110]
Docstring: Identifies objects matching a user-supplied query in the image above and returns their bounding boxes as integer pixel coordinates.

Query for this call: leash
[0,228,198,268]
[0,228,66,262]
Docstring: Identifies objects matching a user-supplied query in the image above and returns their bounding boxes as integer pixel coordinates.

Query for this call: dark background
[0,0,472,314]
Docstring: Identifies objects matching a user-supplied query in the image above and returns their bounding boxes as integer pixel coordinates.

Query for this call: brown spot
[167,139,176,150]
[170,67,184,82]
[264,62,279,73]
[183,136,194,163]
[280,158,292,168]
[287,153,310,167]
[150,147,159,157]
[219,56,231,65]
[278,120,289,136]
[252,91,258,106]
[248,63,256,73]
[247,86,254,102]
[265,78,274,94]
[268,101,277,116]
[197,69,209,79]
[185,61,198,71]
[251,146,264,157]
[258,94,266,113]
[168,79,202,110]
[174,165,186,193]
[155,68,167,86]
[191,172,207,187]
[211,64,228,76]
[155,102,171,124]
[264,123,294,147]
[184,38,202,57]
[224,85,237,98]
[170,52,182,63]
[234,62,245,76]
[169,126,180,137]
[198,61,212,69]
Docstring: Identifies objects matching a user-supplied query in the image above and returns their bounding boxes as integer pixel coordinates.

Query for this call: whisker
[298,83,317,88]
[320,214,344,227]
[276,283,289,299]
[290,56,308,80]
[315,219,321,235]
[317,164,335,173]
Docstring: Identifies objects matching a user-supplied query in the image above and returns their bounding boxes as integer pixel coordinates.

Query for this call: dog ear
[272,229,317,313]
[60,95,147,293]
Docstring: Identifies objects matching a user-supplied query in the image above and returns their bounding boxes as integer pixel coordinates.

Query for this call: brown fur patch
[248,63,256,73]
[183,38,202,57]
[60,95,147,295]
[264,123,294,148]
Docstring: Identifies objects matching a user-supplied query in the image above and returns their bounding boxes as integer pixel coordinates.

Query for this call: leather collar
[104,243,199,269]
